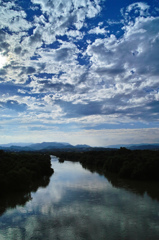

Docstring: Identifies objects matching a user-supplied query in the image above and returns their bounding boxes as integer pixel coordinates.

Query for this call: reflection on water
[0,175,51,216]
[81,162,159,201]
[0,156,159,240]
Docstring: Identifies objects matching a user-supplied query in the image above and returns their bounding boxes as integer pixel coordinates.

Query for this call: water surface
[0,156,159,240]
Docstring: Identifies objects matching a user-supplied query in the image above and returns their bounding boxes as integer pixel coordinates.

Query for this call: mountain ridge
[1,142,159,151]
[0,142,92,151]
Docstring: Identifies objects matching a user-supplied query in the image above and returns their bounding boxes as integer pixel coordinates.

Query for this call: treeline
[0,150,54,193]
[54,148,159,181]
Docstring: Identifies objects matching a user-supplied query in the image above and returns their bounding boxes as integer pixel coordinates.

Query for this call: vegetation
[0,150,54,193]
[54,148,159,181]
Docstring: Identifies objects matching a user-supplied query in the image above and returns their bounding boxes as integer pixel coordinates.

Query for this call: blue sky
[0,0,159,146]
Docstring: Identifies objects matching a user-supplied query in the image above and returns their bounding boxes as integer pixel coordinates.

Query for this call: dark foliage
[0,151,54,193]
[54,148,159,181]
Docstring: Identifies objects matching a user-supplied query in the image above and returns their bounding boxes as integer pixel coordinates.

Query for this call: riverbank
[54,148,159,181]
[0,151,54,193]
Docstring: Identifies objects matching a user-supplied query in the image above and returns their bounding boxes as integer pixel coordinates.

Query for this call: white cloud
[85,16,159,100]
[0,1,159,145]
[126,2,150,15]
[31,0,101,32]
[0,2,32,32]
[0,0,101,84]
[66,30,84,40]
[121,2,150,22]
[88,26,107,35]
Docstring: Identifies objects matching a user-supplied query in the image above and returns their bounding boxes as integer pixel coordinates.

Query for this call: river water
[0,155,159,239]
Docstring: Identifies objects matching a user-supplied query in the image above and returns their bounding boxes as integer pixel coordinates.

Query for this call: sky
[0,0,159,146]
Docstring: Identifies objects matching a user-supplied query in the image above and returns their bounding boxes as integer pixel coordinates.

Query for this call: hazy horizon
[1,141,159,149]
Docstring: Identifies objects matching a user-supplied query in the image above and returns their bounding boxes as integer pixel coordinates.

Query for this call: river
[0,155,159,239]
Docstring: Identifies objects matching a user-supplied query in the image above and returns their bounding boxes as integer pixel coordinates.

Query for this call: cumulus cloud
[84,16,159,122]
[0,0,159,145]
[0,0,101,84]
[88,26,107,35]
[124,2,150,18]
[0,1,32,32]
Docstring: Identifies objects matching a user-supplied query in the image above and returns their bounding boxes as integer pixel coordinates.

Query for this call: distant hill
[1,142,159,152]
[129,144,159,150]
[107,143,159,150]
[27,142,73,150]
[75,144,90,148]
[107,144,134,149]
[0,143,33,147]
[0,145,33,152]
[0,142,92,152]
